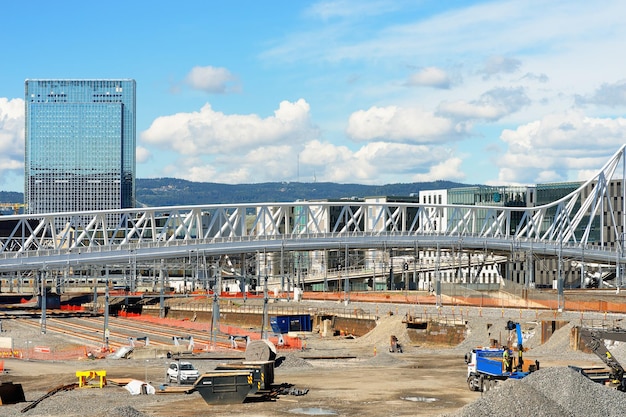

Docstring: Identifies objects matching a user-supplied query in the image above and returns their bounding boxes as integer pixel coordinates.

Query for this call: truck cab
[167,361,199,384]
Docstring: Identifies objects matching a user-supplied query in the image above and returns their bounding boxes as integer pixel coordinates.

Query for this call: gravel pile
[361,351,406,367]
[523,367,626,416]
[356,314,413,352]
[441,375,571,417]
[529,322,574,356]
[99,405,150,417]
[455,317,511,352]
[303,313,413,355]
[442,366,626,417]
[0,385,166,417]
[276,353,314,370]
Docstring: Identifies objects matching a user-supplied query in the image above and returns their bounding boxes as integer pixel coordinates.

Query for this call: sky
[1,1,626,192]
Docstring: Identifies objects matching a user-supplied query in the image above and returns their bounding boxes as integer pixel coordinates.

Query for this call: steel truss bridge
[1,145,626,286]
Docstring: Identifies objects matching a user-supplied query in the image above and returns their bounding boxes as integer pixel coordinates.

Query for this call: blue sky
[2,1,626,192]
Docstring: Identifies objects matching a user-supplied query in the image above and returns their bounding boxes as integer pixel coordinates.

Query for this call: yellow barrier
[76,370,107,388]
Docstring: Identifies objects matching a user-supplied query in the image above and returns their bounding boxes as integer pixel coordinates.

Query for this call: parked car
[166,361,199,384]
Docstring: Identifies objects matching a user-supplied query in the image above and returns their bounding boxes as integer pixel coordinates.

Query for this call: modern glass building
[24,79,136,222]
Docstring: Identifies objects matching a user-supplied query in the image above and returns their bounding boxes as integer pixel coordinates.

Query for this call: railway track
[15,315,245,351]
[83,316,243,349]
[17,318,127,350]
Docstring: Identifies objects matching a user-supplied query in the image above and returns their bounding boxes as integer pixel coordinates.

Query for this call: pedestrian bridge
[0,145,625,273]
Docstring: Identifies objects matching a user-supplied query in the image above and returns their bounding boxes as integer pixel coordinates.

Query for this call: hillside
[135,178,470,206]
[0,179,472,207]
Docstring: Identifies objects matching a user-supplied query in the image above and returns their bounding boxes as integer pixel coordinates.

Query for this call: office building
[24,79,136,223]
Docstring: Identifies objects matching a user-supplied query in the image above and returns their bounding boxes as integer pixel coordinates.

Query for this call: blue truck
[465,321,538,392]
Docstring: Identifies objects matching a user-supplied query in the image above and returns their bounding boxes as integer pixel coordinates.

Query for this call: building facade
[24,79,136,221]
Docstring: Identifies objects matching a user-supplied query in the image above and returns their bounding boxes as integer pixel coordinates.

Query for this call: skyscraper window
[24,79,136,227]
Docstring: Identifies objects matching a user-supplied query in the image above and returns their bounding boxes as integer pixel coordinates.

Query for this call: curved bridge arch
[0,145,624,272]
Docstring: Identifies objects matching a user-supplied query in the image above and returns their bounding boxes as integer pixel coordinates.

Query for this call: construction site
[0,288,624,417]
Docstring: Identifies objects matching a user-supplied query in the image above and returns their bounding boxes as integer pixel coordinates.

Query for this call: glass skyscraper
[24,79,136,221]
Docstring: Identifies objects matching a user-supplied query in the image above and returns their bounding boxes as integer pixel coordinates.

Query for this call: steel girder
[0,146,624,271]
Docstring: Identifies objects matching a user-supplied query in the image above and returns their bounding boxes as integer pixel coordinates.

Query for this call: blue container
[270,315,312,334]
[270,317,287,334]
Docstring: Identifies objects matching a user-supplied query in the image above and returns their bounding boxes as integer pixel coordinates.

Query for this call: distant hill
[0,191,23,203]
[135,178,471,206]
[0,179,473,207]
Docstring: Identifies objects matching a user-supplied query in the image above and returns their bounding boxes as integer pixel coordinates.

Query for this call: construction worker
[503,347,512,372]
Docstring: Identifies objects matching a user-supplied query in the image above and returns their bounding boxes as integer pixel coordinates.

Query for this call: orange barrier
[122,314,303,350]
[218,324,303,350]
[19,346,92,361]
[60,305,85,311]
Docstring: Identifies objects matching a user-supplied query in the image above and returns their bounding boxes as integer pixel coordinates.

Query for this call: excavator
[574,327,626,391]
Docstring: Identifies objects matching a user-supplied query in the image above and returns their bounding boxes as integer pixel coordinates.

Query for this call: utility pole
[40,269,46,334]
[104,265,110,351]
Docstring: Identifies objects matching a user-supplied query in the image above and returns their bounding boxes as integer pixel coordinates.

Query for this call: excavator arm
[506,320,524,371]
[579,327,626,390]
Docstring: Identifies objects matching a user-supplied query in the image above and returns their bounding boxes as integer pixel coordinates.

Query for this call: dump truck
[465,320,538,391]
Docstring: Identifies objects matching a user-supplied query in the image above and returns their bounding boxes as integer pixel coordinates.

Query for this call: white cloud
[412,157,465,182]
[438,87,530,121]
[497,111,626,184]
[185,65,238,94]
[0,98,25,186]
[346,105,464,143]
[305,0,399,20]
[480,55,522,79]
[407,67,451,89]
[0,98,24,155]
[575,80,626,108]
[152,132,464,185]
[141,99,318,155]
[136,146,151,164]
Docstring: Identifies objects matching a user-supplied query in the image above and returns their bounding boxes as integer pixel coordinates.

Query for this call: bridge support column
[93,273,98,314]
[159,261,165,319]
[435,243,442,307]
[40,270,46,335]
[104,266,110,350]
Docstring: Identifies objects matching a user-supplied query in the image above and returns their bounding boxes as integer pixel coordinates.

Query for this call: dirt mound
[357,314,412,352]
